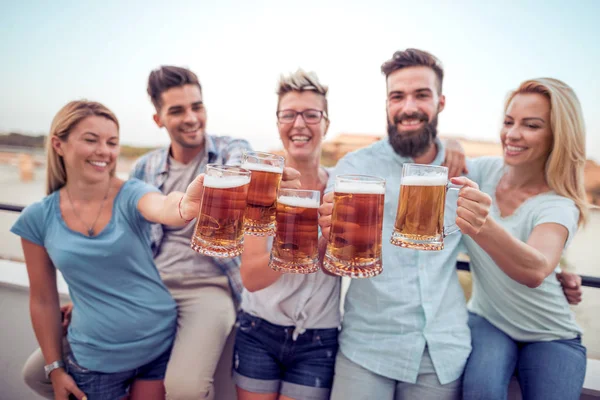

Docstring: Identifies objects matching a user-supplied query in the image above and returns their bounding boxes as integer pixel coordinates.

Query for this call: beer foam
[204,175,251,189]
[278,195,320,209]
[241,162,283,174]
[334,182,385,195]
[401,175,447,186]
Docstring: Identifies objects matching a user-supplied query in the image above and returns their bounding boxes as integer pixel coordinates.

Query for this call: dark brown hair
[381,49,444,93]
[147,66,202,111]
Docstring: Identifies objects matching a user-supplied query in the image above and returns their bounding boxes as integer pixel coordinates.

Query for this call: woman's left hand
[450,176,492,236]
[180,174,205,221]
[280,167,301,189]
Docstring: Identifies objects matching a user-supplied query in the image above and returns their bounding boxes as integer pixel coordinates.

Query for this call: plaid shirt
[130,134,252,303]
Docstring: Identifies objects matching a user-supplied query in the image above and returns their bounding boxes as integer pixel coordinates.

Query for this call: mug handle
[444,183,462,237]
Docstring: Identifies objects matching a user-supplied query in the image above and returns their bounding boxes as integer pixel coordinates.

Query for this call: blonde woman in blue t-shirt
[453,78,589,400]
[11,101,207,400]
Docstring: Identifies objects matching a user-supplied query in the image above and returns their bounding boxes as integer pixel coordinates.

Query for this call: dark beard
[387,113,438,158]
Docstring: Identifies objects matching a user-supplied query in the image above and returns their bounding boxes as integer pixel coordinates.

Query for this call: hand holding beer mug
[323,175,385,278]
[241,151,285,236]
[190,164,251,257]
[449,176,492,236]
[269,189,320,274]
[390,163,460,251]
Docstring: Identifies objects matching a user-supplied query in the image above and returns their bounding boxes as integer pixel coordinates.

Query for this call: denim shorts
[233,311,339,400]
[65,346,171,400]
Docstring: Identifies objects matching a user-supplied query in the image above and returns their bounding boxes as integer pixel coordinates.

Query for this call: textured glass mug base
[269,255,319,274]
[190,236,244,258]
[322,252,382,278]
[390,231,444,251]
[243,221,276,237]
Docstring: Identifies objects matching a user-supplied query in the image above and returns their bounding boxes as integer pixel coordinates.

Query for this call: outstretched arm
[454,175,569,289]
[137,174,205,226]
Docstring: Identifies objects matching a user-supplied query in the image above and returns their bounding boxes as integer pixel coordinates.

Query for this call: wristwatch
[44,360,65,379]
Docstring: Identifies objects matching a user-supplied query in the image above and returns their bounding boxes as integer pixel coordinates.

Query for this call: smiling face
[52,115,120,184]
[277,90,329,162]
[153,84,206,152]
[501,93,553,169]
[386,66,445,157]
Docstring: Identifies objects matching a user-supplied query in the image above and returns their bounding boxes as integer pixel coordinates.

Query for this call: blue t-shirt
[465,156,582,342]
[11,179,177,373]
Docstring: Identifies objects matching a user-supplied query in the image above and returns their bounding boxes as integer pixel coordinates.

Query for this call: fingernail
[83,397,88,400]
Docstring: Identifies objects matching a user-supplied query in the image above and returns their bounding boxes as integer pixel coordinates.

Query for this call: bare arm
[451,176,565,288]
[23,239,63,365]
[240,236,283,292]
[469,219,568,288]
[239,168,302,291]
[22,239,86,400]
[138,174,205,226]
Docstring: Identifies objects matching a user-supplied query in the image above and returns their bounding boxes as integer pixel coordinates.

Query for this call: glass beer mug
[241,151,285,236]
[190,164,251,257]
[323,175,385,278]
[269,189,320,274]
[390,163,460,251]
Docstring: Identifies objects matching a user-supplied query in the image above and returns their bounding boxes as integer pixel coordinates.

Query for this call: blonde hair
[506,78,588,225]
[276,69,329,117]
[46,100,119,195]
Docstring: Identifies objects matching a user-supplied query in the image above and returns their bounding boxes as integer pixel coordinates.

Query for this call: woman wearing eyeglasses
[232,69,340,400]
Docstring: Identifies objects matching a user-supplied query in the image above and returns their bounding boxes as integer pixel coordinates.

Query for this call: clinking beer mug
[390,163,461,251]
[323,174,386,278]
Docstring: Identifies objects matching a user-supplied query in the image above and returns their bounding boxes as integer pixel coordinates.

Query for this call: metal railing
[2,202,599,288]
[457,261,600,289]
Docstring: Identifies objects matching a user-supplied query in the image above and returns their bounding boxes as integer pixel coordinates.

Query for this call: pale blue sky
[1,0,599,160]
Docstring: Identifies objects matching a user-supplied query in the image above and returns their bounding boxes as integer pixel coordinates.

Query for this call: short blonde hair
[46,100,119,195]
[276,69,329,117]
[506,78,588,226]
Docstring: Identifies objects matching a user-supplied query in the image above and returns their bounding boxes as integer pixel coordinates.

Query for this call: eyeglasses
[276,109,327,125]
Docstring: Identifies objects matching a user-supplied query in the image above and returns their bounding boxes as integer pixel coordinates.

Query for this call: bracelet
[44,360,65,379]
[178,196,194,223]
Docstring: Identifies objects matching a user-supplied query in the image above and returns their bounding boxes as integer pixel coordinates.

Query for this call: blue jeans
[463,312,586,400]
[66,346,171,400]
[233,311,339,400]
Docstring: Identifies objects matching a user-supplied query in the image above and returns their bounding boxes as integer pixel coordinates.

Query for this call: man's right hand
[51,369,87,400]
[557,271,583,305]
[60,303,73,336]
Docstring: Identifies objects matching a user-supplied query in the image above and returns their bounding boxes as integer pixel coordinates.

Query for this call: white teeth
[400,119,422,126]
[291,136,310,143]
[89,161,107,167]
[506,145,526,152]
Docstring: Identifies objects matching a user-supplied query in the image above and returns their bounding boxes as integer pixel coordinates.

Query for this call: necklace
[65,183,111,237]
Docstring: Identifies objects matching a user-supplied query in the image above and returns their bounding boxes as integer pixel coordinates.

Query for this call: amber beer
[269,189,320,274]
[323,175,385,278]
[390,164,459,251]
[241,151,285,236]
[190,165,251,257]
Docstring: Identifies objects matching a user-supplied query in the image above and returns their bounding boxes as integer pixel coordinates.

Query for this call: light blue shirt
[11,179,177,373]
[327,139,470,385]
[465,156,582,341]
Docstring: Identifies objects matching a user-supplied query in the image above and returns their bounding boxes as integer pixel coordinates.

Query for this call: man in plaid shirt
[131,65,255,400]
